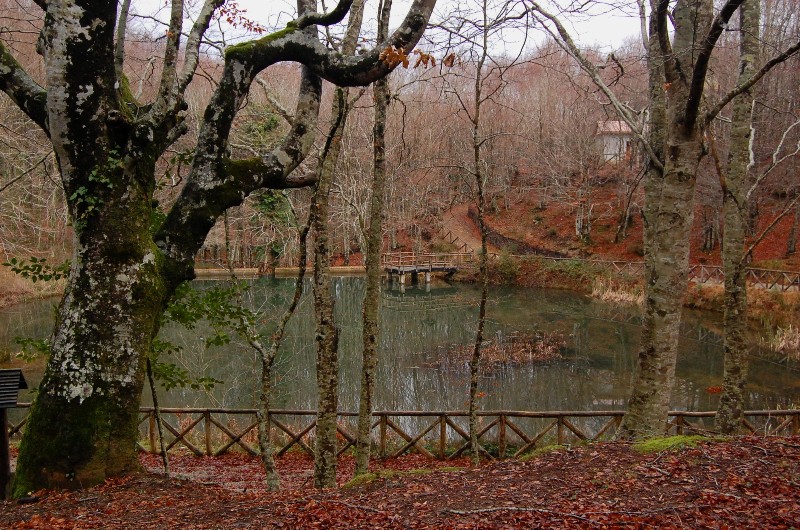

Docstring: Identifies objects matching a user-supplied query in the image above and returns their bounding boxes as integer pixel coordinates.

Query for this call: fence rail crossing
[7,405,799,459]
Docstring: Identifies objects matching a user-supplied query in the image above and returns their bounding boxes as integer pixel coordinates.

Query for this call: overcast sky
[134,0,643,53]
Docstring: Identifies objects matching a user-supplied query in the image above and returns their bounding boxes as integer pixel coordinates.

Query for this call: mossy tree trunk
[1,0,436,494]
[716,0,760,434]
[355,0,392,477]
[311,0,365,489]
[620,0,719,438]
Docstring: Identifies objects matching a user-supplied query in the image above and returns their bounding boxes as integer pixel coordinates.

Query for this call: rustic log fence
[8,406,799,459]
[503,255,800,291]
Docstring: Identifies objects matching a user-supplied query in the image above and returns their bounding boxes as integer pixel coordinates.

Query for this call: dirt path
[441,203,499,254]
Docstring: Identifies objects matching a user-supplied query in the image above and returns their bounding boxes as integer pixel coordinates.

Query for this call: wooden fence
[510,255,800,292]
[9,406,799,459]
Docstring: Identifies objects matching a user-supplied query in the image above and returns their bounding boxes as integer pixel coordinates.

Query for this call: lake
[1,277,798,413]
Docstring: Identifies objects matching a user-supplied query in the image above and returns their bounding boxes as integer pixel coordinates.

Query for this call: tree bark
[355,0,392,477]
[4,0,435,494]
[716,0,760,434]
[619,0,712,439]
[312,0,366,488]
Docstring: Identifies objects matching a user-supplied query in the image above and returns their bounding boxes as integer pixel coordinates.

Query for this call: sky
[134,0,644,53]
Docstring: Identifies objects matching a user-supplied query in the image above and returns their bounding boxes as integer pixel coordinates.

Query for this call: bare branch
[296,0,354,29]
[114,0,132,80]
[255,77,294,123]
[526,2,664,172]
[686,0,746,128]
[705,38,800,125]
[177,0,224,93]
[155,0,185,109]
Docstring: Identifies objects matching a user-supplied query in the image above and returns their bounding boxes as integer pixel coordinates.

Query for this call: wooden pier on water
[381,252,474,284]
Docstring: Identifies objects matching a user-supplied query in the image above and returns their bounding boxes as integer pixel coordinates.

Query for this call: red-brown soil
[3,436,799,529]
[445,175,800,270]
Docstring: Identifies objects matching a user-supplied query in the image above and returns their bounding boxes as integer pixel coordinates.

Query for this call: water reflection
[1,277,798,413]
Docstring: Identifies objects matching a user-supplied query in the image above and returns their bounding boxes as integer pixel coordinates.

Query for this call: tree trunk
[355,0,392,477]
[716,0,759,434]
[310,0,365,488]
[14,164,175,494]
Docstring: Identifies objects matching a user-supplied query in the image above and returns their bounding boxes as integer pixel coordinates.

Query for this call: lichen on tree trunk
[355,0,391,477]
[716,0,760,434]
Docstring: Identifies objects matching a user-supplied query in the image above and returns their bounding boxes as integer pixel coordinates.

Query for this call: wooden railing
[381,252,475,271]
[501,255,800,291]
[8,406,799,459]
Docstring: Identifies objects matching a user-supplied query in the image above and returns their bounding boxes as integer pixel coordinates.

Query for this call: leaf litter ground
[2,436,799,529]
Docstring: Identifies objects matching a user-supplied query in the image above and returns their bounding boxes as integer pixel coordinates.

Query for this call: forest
[0,0,799,526]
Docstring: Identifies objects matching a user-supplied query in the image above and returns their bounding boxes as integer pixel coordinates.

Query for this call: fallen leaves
[2,437,800,529]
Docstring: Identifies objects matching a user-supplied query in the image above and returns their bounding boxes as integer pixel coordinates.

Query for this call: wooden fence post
[205,411,212,455]
[379,414,387,458]
[149,411,156,454]
[498,414,507,458]
[439,414,447,459]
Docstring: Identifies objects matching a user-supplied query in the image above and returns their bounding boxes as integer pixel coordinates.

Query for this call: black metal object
[0,369,27,409]
[0,369,27,499]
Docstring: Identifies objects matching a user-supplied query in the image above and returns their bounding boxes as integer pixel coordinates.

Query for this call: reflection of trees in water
[109,278,800,413]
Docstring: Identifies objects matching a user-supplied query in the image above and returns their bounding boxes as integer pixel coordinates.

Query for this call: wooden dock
[381,252,474,284]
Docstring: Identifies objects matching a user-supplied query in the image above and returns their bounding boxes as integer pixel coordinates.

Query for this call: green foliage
[150,203,167,234]
[151,281,262,391]
[3,257,70,283]
[632,435,724,454]
[14,337,50,362]
[519,444,568,461]
[160,150,194,191]
[69,149,123,226]
[343,467,464,488]
[495,251,520,284]
[254,189,294,227]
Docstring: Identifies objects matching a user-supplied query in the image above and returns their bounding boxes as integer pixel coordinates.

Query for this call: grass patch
[632,435,724,454]
[519,444,568,461]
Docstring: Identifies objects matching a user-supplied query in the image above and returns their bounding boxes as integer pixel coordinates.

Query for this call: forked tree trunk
[619,0,707,439]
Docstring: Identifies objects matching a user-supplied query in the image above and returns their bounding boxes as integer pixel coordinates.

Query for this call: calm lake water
[1,277,798,412]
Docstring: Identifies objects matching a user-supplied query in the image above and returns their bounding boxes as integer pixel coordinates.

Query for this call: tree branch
[114,0,132,80]
[654,0,677,82]
[686,0,746,128]
[177,0,225,93]
[296,0,354,29]
[705,38,800,125]
[228,0,436,87]
[0,40,49,135]
[526,2,664,172]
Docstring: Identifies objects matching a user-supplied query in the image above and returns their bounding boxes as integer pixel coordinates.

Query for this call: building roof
[596,120,633,135]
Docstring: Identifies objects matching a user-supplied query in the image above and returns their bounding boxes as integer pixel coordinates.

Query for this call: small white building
[596,120,634,164]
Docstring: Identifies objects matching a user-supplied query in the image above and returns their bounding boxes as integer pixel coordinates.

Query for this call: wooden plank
[561,417,588,440]
[335,423,357,456]
[272,418,315,456]
[512,419,558,458]
[208,416,258,456]
[592,416,621,441]
[162,415,204,456]
[391,417,441,458]
[445,417,495,460]
[385,418,435,458]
